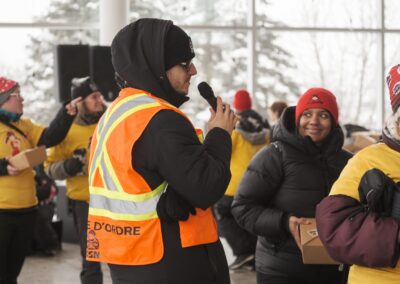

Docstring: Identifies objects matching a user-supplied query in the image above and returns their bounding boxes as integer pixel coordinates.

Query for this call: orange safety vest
[86,88,218,265]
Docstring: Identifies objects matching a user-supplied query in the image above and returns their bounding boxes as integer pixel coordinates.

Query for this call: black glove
[392,185,400,221]
[156,188,196,223]
[63,157,83,176]
[73,148,86,161]
[35,177,52,201]
[358,168,397,219]
[0,158,9,176]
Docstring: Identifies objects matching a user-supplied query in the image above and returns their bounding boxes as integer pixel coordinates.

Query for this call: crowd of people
[1,17,400,284]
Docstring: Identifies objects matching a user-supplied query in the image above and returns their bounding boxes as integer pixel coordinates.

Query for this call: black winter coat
[232,107,352,274]
[109,19,232,284]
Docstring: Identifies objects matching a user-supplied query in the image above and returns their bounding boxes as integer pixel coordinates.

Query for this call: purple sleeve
[316,195,400,267]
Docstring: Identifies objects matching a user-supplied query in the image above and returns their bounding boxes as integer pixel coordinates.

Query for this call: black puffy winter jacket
[232,106,352,256]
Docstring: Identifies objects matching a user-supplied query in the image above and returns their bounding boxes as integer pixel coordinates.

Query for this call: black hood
[111,18,189,107]
[273,106,344,155]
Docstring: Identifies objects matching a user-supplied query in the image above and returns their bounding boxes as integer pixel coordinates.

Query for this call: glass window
[259,31,381,129]
[180,30,248,125]
[0,0,50,23]
[130,0,249,26]
[0,27,98,124]
[258,0,380,29]
[385,0,400,29]
[0,0,98,25]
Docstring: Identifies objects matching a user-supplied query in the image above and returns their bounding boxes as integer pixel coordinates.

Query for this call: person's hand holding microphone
[198,82,237,135]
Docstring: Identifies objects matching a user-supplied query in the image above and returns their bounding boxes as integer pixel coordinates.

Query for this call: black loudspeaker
[54,45,90,103]
[89,46,119,102]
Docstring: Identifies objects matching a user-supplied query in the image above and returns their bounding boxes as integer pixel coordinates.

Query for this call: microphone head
[197,81,214,99]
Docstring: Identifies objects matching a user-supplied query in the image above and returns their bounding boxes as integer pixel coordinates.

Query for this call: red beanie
[295,88,339,126]
[0,77,18,104]
[233,89,252,112]
[386,64,400,112]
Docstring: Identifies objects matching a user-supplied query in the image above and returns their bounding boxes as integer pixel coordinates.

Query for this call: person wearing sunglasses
[0,76,80,283]
[86,19,237,284]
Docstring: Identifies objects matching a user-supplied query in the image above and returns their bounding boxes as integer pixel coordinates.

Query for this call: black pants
[255,248,344,284]
[256,268,343,284]
[0,210,37,284]
[214,196,256,256]
[32,203,59,252]
[70,199,103,284]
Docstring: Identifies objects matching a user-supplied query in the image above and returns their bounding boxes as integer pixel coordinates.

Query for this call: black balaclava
[111,18,195,108]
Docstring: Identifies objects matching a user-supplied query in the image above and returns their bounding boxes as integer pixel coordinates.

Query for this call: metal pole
[380,0,386,124]
[99,0,129,45]
[247,0,256,98]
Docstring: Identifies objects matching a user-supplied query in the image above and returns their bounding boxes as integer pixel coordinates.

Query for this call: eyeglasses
[9,91,22,99]
[178,60,193,72]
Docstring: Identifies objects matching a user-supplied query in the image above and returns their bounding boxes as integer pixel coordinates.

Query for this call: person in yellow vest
[316,65,400,284]
[86,18,237,284]
[0,76,80,283]
[45,77,106,284]
[214,89,269,270]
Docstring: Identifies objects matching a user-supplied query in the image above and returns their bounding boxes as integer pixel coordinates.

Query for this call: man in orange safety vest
[86,18,237,284]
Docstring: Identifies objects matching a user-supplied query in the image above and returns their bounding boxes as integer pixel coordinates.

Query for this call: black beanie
[71,77,99,100]
[164,25,195,71]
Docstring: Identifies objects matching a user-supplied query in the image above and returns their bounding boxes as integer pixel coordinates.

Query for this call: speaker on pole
[89,46,119,102]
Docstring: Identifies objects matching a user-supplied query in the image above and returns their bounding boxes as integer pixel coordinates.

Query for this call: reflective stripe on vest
[87,88,218,266]
[89,182,166,221]
[89,94,160,192]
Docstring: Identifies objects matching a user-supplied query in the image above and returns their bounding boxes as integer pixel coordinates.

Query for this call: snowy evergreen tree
[24,0,298,124]
[24,0,99,124]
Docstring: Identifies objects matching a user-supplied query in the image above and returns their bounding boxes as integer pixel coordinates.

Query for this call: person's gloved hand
[73,148,86,161]
[358,168,396,218]
[157,188,196,223]
[73,148,87,175]
[63,157,84,176]
[392,186,400,221]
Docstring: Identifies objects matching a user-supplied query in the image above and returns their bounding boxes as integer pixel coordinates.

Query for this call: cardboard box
[299,218,339,264]
[8,146,47,170]
[351,132,377,149]
[343,132,380,153]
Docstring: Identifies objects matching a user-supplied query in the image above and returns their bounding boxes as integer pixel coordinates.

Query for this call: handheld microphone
[198,82,217,112]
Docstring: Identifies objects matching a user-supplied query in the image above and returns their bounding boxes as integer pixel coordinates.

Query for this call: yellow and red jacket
[86,88,218,265]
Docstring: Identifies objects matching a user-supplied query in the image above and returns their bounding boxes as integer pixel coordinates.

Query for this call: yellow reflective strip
[104,93,148,122]
[107,102,161,137]
[90,93,149,184]
[89,207,158,221]
[89,181,166,202]
[96,102,162,191]
[103,149,123,192]
[97,156,108,190]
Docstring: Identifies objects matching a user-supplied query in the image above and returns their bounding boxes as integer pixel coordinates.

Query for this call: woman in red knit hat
[232,87,352,284]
